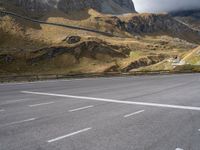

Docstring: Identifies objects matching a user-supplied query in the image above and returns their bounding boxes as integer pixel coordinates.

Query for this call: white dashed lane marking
[1,99,30,105]
[29,102,55,107]
[1,118,36,127]
[47,127,92,143]
[68,105,94,112]
[124,110,145,118]
[175,148,184,150]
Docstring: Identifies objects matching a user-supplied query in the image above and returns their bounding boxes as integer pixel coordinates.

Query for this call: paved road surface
[0,10,114,37]
[0,74,200,150]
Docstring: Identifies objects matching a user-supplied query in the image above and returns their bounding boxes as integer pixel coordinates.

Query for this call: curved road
[174,17,200,32]
[0,10,114,37]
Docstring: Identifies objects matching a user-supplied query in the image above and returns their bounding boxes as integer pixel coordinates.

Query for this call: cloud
[132,0,200,13]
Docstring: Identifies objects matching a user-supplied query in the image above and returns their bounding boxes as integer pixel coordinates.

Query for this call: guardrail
[0,70,196,83]
[0,10,115,37]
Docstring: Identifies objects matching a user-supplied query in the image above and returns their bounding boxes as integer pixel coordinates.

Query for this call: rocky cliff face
[13,0,50,11]
[112,0,135,12]
[57,0,102,12]
[12,0,136,14]
[170,9,200,30]
[170,9,200,18]
[100,13,200,43]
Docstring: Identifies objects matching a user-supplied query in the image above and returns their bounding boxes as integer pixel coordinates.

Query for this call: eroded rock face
[0,54,14,63]
[170,9,200,31]
[122,55,166,72]
[112,0,135,12]
[13,0,136,14]
[125,14,200,43]
[57,0,102,12]
[64,36,81,44]
[103,14,200,43]
[28,40,127,64]
[14,0,50,11]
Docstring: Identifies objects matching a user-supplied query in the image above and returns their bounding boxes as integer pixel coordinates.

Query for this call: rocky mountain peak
[12,0,136,14]
[112,0,135,12]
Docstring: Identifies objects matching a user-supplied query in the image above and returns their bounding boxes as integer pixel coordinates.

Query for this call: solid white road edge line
[47,127,92,143]
[68,105,94,112]
[29,102,55,107]
[124,110,145,118]
[21,91,200,111]
[2,118,36,127]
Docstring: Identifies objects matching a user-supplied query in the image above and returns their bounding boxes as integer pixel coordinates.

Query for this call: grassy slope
[0,3,199,75]
[182,46,200,65]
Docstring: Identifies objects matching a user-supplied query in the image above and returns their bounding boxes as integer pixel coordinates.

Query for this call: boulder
[0,54,14,63]
[64,36,81,44]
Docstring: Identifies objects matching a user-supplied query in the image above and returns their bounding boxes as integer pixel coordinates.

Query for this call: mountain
[170,9,200,18]
[170,9,200,30]
[9,0,136,14]
[0,1,200,76]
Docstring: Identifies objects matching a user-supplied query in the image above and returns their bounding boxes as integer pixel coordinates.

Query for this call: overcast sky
[132,0,200,13]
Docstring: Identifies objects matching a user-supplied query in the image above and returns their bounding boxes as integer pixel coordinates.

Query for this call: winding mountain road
[174,17,200,32]
[0,10,114,37]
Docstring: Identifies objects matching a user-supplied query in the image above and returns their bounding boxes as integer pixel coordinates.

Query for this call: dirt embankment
[121,55,166,72]
[28,40,127,64]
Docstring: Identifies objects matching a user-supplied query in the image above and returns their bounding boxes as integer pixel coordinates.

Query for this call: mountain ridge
[170,9,200,31]
[10,0,136,14]
[0,1,200,75]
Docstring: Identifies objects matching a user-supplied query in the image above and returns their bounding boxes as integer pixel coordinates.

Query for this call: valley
[0,0,200,76]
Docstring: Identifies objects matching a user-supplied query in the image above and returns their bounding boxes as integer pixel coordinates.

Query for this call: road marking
[198,129,200,132]
[22,91,200,111]
[2,99,30,104]
[47,127,92,143]
[69,105,94,112]
[29,102,55,107]
[124,110,145,118]
[0,109,5,112]
[2,118,36,127]
[176,148,184,150]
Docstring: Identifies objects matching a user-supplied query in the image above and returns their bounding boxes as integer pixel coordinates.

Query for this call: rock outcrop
[170,9,200,30]
[112,0,135,12]
[12,0,136,14]
[64,36,81,44]
[29,40,127,64]
[122,55,166,72]
[13,0,50,11]
[103,13,200,43]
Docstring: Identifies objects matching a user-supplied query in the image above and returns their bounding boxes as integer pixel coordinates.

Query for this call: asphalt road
[0,74,200,150]
[0,10,114,37]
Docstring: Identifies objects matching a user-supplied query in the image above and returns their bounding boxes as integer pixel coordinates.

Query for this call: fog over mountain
[133,0,200,13]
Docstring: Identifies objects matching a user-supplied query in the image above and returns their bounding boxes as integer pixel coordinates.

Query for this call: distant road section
[0,10,114,37]
[174,18,200,32]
